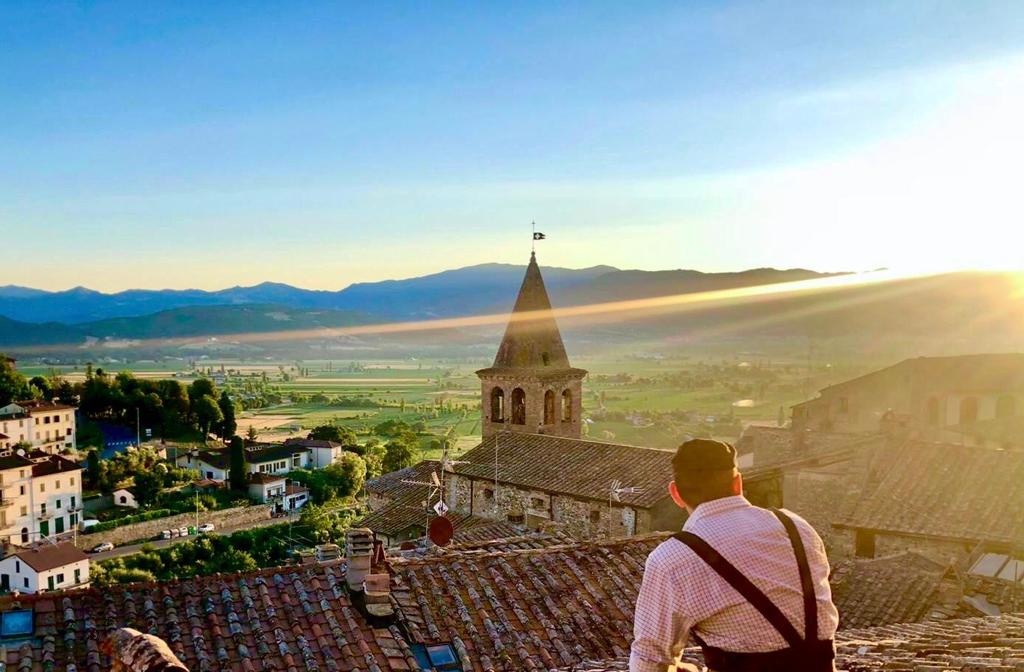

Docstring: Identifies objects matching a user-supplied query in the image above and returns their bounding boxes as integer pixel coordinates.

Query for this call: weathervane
[532,222,545,252]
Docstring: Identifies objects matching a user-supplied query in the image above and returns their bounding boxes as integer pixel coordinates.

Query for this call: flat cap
[672,438,737,473]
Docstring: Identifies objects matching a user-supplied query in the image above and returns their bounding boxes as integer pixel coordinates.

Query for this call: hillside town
[0,254,1018,671]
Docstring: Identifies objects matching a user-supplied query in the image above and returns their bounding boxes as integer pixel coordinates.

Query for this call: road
[90,511,303,561]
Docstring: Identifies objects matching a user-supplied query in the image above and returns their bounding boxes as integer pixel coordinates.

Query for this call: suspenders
[671,508,834,671]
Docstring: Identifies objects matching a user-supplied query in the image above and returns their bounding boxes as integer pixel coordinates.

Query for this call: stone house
[447,433,681,538]
[791,354,1024,444]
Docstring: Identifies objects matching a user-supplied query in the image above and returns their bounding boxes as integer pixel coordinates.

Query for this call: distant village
[0,255,1021,671]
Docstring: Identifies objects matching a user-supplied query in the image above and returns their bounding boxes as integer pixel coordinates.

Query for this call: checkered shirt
[629,496,839,672]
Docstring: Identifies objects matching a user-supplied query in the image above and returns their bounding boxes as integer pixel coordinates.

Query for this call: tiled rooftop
[840,440,1024,545]
[389,533,668,670]
[451,433,673,508]
[8,563,418,672]
[558,614,1024,671]
[365,461,441,500]
[830,552,951,629]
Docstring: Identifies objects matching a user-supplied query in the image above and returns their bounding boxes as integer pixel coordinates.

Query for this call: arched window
[119,495,128,505]
[20,527,28,544]
[959,397,978,424]
[926,397,939,426]
[511,388,526,425]
[543,390,556,425]
[490,388,505,422]
[997,395,1015,419]
[562,389,572,423]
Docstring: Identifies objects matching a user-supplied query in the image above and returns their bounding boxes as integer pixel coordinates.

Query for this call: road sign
[432,500,449,516]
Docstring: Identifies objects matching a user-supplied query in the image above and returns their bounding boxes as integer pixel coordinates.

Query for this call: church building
[446,252,683,538]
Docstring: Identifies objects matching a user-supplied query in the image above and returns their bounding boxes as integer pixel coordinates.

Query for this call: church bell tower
[477,252,587,439]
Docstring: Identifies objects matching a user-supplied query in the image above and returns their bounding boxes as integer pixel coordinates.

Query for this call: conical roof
[491,252,572,369]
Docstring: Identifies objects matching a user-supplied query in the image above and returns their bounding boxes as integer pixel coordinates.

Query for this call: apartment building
[0,448,83,547]
[0,400,77,454]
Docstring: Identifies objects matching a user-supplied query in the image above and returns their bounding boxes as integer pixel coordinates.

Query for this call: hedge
[85,509,173,533]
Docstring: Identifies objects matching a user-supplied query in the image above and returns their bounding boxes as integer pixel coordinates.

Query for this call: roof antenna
[608,480,644,538]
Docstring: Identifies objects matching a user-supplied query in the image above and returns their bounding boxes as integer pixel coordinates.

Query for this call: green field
[22,352,874,453]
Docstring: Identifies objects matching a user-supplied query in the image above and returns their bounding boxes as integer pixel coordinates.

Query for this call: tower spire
[491,251,570,370]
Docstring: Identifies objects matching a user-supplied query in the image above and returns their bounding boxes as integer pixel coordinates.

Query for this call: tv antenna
[400,441,467,534]
[607,480,644,537]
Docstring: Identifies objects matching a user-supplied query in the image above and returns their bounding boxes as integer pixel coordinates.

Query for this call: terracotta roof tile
[365,461,441,500]
[830,552,950,629]
[840,441,1024,545]
[559,614,1024,671]
[10,564,408,671]
[452,433,674,508]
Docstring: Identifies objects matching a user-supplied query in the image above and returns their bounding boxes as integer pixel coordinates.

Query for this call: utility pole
[136,407,141,449]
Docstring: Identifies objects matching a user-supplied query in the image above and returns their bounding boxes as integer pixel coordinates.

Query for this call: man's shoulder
[644,534,708,575]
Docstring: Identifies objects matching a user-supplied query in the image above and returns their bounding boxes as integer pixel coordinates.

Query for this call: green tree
[218,391,238,440]
[188,378,216,405]
[245,425,259,444]
[133,469,164,507]
[307,424,357,446]
[86,449,101,487]
[383,439,419,473]
[193,395,223,440]
[323,452,366,498]
[0,356,28,406]
[361,440,386,479]
[229,436,247,491]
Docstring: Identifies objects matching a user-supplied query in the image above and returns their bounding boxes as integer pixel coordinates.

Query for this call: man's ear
[732,472,743,496]
[668,480,687,510]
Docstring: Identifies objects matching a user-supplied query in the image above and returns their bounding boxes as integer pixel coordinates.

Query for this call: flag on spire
[533,232,546,240]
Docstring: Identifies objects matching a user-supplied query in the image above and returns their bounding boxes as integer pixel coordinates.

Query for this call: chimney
[345,528,374,592]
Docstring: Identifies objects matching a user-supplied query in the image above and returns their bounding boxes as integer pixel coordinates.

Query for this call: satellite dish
[427,515,454,547]
[16,449,25,457]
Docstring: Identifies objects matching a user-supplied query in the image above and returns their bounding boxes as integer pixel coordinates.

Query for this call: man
[630,439,839,672]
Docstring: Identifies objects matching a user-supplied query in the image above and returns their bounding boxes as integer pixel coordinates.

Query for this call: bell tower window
[561,389,572,422]
[543,390,556,424]
[511,388,526,425]
[490,388,505,422]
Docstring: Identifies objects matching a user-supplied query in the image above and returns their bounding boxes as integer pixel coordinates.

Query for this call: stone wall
[448,473,655,539]
[831,527,976,566]
[79,504,273,548]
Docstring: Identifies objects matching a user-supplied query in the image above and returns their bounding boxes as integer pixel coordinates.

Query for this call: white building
[112,487,139,509]
[284,438,343,469]
[176,450,230,482]
[0,400,77,454]
[247,444,310,475]
[247,474,309,512]
[0,448,84,547]
[0,542,90,593]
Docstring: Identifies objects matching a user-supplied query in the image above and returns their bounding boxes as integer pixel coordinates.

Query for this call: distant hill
[2,265,1023,356]
[0,263,618,324]
[0,305,367,350]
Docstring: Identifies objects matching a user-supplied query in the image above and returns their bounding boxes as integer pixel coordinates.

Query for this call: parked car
[80,519,100,532]
[198,523,215,534]
[90,542,114,554]
[178,526,189,537]
[170,528,180,538]
[161,530,172,540]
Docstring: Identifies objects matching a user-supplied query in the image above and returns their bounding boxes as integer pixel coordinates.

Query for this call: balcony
[0,498,14,509]
[37,509,53,521]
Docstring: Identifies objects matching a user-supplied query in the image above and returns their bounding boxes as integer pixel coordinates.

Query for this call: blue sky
[3,2,1024,291]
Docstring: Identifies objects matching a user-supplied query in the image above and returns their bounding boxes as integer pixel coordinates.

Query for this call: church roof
[450,432,675,508]
[487,252,574,371]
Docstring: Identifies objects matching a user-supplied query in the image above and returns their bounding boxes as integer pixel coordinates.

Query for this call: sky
[3,1,1024,292]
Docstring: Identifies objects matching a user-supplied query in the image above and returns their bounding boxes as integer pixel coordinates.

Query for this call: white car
[90,542,114,554]
[160,529,173,540]
[198,523,215,534]
[178,526,189,537]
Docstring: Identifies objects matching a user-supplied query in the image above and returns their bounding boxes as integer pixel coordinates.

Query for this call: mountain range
[1,264,1022,356]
